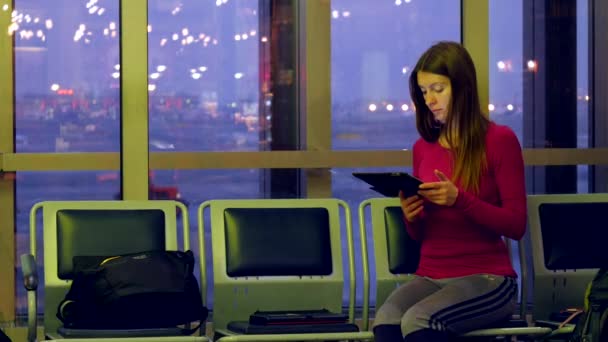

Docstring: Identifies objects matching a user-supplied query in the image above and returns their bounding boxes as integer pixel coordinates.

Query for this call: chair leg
[403,328,450,342]
[449,337,496,342]
[0,329,11,342]
[373,324,402,342]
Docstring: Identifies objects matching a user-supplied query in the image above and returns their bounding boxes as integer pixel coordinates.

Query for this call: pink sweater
[408,122,526,279]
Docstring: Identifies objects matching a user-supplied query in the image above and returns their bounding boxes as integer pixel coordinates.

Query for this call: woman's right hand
[399,191,424,222]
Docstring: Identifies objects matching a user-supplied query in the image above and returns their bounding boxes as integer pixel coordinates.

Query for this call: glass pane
[494,0,589,194]
[147,1,300,198]
[489,0,589,154]
[576,0,589,150]
[14,0,121,153]
[331,0,460,151]
[15,171,120,315]
[489,0,523,143]
[148,1,269,152]
[576,0,590,193]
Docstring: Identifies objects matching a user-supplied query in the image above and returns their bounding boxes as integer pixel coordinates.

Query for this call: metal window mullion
[591,0,608,192]
[120,0,149,200]
[301,0,331,198]
[145,148,608,169]
[1,149,607,172]
[0,0,16,323]
[462,0,489,112]
[3,153,119,170]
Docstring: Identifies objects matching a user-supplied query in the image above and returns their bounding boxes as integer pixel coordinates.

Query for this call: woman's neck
[437,120,458,148]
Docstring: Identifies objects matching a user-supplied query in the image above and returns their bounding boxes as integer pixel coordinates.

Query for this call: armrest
[21,253,38,291]
[534,320,562,329]
[20,254,38,342]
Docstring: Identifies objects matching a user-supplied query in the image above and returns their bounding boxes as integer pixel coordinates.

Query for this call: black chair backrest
[56,209,166,279]
[539,202,608,270]
[223,207,332,277]
[384,206,420,274]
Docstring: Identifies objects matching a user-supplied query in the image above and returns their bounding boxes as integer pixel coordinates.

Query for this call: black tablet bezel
[352,172,423,197]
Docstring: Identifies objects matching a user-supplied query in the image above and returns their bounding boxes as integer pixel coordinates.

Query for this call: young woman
[372,41,526,342]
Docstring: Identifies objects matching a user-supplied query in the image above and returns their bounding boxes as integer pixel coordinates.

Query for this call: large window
[13,0,121,314]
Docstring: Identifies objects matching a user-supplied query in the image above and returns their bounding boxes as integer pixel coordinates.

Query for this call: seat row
[20,193,608,341]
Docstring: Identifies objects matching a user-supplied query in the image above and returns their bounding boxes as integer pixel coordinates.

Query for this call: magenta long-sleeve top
[407,122,527,279]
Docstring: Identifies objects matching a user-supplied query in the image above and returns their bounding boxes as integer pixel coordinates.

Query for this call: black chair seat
[57,327,190,338]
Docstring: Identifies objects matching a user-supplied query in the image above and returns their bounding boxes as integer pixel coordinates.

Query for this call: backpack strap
[559,309,584,329]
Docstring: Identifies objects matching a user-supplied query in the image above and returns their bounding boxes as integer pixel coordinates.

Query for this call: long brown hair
[409,41,489,193]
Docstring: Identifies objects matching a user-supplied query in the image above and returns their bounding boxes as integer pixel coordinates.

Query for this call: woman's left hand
[417,169,459,206]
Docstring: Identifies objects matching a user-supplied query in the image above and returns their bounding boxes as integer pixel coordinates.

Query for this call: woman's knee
[372,302,405,327]
[401,305,439,336]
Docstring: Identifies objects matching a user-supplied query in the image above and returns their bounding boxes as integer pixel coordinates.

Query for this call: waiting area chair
[21,200,208,342]
[358,197,552,340]
[526,193,608,340]
[197,198,374,341]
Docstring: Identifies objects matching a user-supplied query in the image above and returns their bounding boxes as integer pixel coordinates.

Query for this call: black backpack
[571,268,608,342]
[57,250,207,332]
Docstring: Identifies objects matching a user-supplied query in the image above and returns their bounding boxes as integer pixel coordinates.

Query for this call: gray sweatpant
[373,274,518,337]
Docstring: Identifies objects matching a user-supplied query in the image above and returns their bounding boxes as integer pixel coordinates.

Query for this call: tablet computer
[249,309,348,325]
[352,172,423,197]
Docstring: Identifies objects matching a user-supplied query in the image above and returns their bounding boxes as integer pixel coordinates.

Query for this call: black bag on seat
[57,250,207,331]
